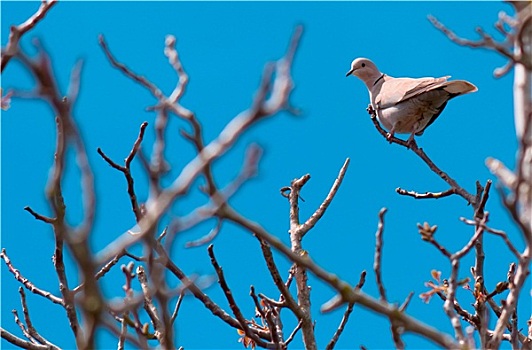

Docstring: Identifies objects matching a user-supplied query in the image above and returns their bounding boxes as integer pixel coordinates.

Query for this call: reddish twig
[99,35,164,100]
[208,245,269,348]
[23,206,54,224]
[97,121,148,222]
[153,243,272,341]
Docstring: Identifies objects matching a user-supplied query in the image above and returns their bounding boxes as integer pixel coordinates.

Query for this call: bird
[345,58,477,144]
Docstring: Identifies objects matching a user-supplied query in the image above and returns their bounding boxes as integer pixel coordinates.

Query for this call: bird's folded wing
[400,76,451,102]
[375,76,450,108]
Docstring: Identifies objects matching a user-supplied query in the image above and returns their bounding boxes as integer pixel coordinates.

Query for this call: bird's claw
[386,132,394,144]
[406,132,417,149]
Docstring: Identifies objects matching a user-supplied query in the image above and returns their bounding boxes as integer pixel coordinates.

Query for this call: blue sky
[2,1,529,349]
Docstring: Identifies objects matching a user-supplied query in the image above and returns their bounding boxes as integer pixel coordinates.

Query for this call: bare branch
[117,316,127,350]
[185,219,223,248]
[326,270,366,350]
[399,291,415,312]
[16,288,60,349]
[1,328,53,350]
[1,0,57,72]
[154,243,272,341]
[300,158,350,235]
[0,249,63,305]
[369,111,476,205]
[23,206,54,224]
[374,208,388,302]
[98,121,148,222]
[96,26,303,264]
[285,320,303,347]
[170,291,185,326]
[99,35,164,100]
[460,217,521,259]
[163,35,190,105]
[428,15,532,72]
[396,187,456,200]
[12,309,33,343]
[136,266,162,337]
[224,207,459,348]
[257,238,303,318]
[208,245,270,348]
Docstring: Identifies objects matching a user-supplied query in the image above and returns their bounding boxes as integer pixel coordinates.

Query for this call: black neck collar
[373,74,385,86]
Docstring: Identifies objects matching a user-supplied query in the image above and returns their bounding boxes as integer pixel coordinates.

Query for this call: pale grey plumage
[346,58,478,142]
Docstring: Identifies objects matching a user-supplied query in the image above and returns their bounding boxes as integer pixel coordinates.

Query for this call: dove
[345,58,477,144]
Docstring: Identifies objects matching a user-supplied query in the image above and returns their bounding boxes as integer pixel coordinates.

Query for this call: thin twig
[224,207,460,348]
[170,291,185,326]
[257,238,303,318]
[208,245,269,348]
[460,217,521,259]
[136,266,162,337]
[399,291,415,312]
[1,0,57,72]
[326,271,366,350]
[428,15,532,72]
[23,206,54,223]
[96,26,303,265]
[97,122,148,222]
[154,243,272,341]
[99,35,164,100]
[0,249,63,305]
[284,320,303,346]
[300,158,350,236]
[369,112,476,205]
[18,288,58,349]
[374,208,388,302]
[185,219,223,248]
[1,328,52,350]
[396,187,456,200]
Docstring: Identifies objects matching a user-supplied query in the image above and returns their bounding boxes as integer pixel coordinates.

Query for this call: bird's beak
[345,68,355,77]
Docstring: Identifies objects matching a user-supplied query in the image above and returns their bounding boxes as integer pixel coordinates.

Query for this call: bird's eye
[361,63,366,68]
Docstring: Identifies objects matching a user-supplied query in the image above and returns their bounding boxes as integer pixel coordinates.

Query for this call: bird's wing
[400,76,450,102]
[375,76,450,109]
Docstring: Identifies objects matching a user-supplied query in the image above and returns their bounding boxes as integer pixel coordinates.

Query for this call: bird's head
[345,58,382,87]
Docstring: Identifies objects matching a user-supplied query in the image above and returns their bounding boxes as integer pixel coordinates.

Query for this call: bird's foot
[386,132,394,144]
[406,132,417,149]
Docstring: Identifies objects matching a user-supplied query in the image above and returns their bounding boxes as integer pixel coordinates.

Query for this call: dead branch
[369,111,477,206]
[0,249,63,305]
[373,208,387,302]
[95,26,303,265]
[326,270,367,350]
[1,0,57,72]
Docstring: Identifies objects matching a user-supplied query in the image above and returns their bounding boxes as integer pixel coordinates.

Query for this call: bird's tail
[443,80,478,96]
